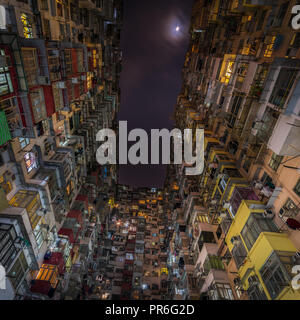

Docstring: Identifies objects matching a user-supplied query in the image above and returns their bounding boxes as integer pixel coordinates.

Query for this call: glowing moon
[175,26,180,32]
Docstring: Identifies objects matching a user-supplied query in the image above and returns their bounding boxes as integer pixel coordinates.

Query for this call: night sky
[118,0,194,188]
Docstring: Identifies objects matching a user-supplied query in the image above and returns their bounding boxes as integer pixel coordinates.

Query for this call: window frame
[294,179,300,197]
[269,152,283,172]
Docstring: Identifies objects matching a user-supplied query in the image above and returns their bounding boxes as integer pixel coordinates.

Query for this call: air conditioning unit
[81,75,86,81]
[72,77,79,84]
[37,76,50,85]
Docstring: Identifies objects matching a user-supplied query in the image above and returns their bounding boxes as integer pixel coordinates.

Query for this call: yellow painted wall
[226,200,300,300]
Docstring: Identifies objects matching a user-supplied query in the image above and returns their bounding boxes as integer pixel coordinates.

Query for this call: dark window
[273,2,289,27]
[269,152,283,172]
[257,10,267,31]
[260,251,290,299]
[241,213,278,251]
[231,236,247,268]
[7,251,28,289]
[280,198,299,218]
[269,69,298,108]
[294,179,300,197]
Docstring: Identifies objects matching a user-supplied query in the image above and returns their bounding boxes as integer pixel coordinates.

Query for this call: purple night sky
[118,0,194,188]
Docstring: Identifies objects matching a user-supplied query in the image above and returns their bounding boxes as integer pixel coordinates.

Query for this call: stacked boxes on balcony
[0,0,123,299]
[165,0,300,300]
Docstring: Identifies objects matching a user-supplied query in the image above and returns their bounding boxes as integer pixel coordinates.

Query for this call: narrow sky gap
[118,0,194,188]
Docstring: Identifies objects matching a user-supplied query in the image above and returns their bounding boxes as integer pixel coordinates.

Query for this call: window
[269,69,298,108]
[203,255,225,273]
[24,152,38,173]
[209,283,234,300]
[64,49,72,76]
[59,23,65,38]
[7,251,28,289]
[273,2,289,27]
[87,72,93,90]
[92,50,97,68]
[34,222,45,248]
[57,0,63,17]
[40,0,48,10]
[264,36,276,58]
[0,223,19,269]
[43,19,51,40]
[280,198,299,218]
[241,213,278,251]
[294,179,300,197]
[77,49,84,73]
[223,61,234,84]
[198,231,216,252]
[0,174,12,195]
[20,13,33,38]
[256,10,267,31]
[19,137,30,149]
[261,171,273,186]
[243,158,252,173]
[247,279,268,300]
[228,95,243,128]
[269,152,283,172]
[231,236,248,268]
[0,50,13,96]
[52,86,64,111]
[21,48,38,87]
[260,251,290,299]
[30,89,47,123]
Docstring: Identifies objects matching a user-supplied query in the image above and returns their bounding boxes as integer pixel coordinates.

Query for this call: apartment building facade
[0,0,123,299]
[165,0,300,300]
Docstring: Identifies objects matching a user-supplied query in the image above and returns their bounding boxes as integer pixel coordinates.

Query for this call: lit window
[19,137,30,149]
[87,72,93,90]
[56,0,63,17]
[0,175,12,195]
[264,36,276,58]
[24,152,37,173]
[92,50,97,68]
[223,61,234,84]
[21,13,33,39]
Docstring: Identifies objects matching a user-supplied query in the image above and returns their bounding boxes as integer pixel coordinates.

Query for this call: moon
[175,26,180,32]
